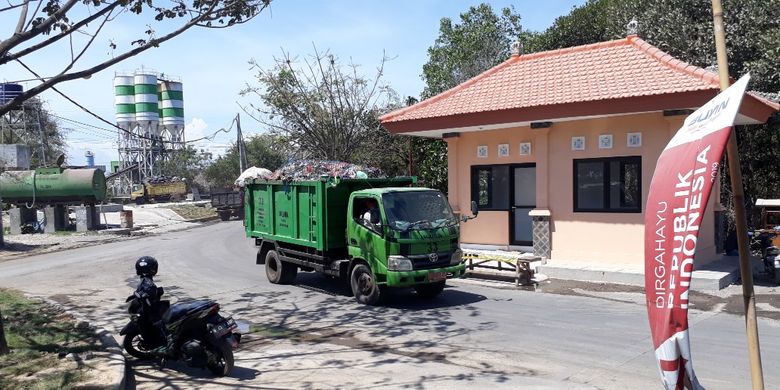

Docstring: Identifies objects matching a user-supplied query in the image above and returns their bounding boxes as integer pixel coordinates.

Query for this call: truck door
[349,196,386,268]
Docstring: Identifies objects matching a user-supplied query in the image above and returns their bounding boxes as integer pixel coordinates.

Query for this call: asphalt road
[0,221,778,389]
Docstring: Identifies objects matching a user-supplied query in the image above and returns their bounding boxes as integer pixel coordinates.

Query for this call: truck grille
[408,253,452,270]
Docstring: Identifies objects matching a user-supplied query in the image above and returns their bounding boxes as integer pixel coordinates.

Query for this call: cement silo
[113,69,185,197]
[159,80,185,147]
[113,75,135,129]
[133,71,159,137]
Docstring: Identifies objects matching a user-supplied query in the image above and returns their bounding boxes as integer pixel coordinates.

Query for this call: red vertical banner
[645,74,751,389]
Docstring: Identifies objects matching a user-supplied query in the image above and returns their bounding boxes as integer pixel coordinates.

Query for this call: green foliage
[421,4,523,98]
[204,134,286,189]
[242,47,412,178]
[158,146,211,190]
[526,0,780,228]
[242,48,396,162]
[0,98,66,168]
[413,4,525,193]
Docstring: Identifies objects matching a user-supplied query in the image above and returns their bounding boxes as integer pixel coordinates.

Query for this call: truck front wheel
[350,263,381,305]
[414,281,445,299]
[265,250,297,284]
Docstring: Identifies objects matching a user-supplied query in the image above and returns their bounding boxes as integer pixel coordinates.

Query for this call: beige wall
[450,112,718,267]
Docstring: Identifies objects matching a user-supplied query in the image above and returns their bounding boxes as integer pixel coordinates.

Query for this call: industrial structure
[0,83,47,166]
[112,69,185,196]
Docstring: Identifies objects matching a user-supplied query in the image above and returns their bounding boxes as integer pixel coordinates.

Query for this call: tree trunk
[0,309,9,355]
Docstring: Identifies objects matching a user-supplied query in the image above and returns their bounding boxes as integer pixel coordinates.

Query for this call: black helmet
[135,256,158,277]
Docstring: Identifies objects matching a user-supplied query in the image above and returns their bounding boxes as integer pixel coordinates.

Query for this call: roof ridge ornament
[510,39,523,57]
[627,17,639,36]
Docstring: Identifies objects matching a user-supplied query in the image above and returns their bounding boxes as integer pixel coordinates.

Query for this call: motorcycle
[750,230,780,285]
[120,286,241,376]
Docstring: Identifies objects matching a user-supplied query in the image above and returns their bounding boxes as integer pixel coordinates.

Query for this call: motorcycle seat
[162,300,215,324]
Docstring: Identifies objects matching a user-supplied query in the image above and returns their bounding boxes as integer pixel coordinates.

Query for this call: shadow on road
[125,359,266,389]
[291,271,487,309]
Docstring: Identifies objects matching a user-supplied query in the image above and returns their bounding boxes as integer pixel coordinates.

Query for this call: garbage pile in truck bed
[235,160,385,186]
[145,176,186,183]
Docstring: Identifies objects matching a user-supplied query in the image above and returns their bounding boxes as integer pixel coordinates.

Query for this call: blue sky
[1,1,585,168]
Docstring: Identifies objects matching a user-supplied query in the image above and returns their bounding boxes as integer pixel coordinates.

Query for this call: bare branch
[23,0,42,31]
[61,6,113,74]
[14,0,28,33]
[0,1,26,13]
[2,1,122,65]
[0,0,79,58]
[0,1,219,116]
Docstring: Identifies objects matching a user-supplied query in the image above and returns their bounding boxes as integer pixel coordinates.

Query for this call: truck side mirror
[462,201,479,222]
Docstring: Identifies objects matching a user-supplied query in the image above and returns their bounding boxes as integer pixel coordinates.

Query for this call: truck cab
[346,188,465,304]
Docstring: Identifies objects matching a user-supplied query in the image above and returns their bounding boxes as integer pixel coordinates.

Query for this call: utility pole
[235,113,248,174]
[710,1,764,388]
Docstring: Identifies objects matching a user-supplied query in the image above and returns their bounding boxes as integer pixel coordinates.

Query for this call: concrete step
[538,255,758,291]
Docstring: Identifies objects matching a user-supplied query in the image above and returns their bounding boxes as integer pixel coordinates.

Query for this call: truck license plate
[428,272,446,282]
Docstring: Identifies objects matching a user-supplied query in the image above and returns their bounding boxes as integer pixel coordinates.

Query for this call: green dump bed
[244,177,415,252]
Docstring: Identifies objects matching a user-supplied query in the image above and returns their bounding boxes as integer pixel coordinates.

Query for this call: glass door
[511,165,536,246]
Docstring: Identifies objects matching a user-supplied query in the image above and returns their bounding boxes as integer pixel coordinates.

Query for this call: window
[574,156,641,213]
[471,165,510,210]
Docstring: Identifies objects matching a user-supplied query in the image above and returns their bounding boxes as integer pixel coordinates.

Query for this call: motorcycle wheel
[774,269,780,285]
[207,338,234,377]
[123,329,155,360]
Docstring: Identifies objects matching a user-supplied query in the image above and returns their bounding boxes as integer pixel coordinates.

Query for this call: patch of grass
[0,289,103,389]
[249,324,296,339]
[167,204,217,220]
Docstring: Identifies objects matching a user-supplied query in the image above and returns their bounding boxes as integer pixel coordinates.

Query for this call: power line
[54,114,119,136]
[16,59,239,145]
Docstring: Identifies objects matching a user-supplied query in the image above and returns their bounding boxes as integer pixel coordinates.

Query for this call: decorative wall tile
[477,145,488,158]
[532,216,551,259]
[627,132,642,147]
[498,143,510,157]
[598,134,613,149]
[571,136,585,151]
[519,142,532,156]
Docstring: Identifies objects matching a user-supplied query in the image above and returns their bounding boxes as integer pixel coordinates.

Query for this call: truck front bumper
[385,263,466,288]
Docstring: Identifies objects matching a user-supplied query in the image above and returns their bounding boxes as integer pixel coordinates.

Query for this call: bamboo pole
[710,1,764,388]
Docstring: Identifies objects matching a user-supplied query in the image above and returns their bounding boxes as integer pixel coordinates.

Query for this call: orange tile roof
[381,36,775,133]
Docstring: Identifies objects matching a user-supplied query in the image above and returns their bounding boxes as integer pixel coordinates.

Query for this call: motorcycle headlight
[450,249,463,265]
[388,256,413,271]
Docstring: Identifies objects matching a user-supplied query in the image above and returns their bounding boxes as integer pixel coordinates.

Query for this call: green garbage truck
[244,177,476,305]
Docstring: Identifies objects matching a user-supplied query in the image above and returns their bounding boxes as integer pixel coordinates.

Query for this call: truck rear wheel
[218,210,232,221]
[414,281,445,299]
[265,250,297,284]
[350,263,381,305]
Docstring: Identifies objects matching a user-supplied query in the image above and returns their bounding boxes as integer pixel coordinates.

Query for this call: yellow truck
[131,180,187,204]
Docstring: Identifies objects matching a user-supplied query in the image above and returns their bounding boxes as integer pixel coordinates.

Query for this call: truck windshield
[382,191,456,231]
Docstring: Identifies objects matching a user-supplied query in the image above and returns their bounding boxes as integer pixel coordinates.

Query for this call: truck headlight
[388,256,413,271]
[450,249,463,265]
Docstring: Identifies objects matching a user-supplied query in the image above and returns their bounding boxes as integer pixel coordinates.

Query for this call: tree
[204,134,286,189]
[526,0,780,227]
[0,309,8,355]
[412,4,525,193]
[0,97,66,167]
[0,0,272,116]
[241,47,406,171]
[157,145,212,190]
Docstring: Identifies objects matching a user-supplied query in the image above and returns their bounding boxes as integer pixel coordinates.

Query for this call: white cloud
[185,117,233,158]
[185,117,209,142]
